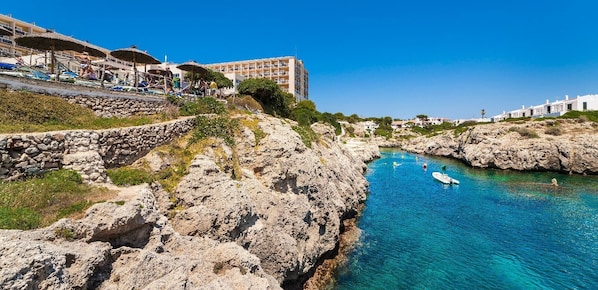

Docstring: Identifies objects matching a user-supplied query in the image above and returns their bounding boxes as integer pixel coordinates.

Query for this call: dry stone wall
[0,117,195,182]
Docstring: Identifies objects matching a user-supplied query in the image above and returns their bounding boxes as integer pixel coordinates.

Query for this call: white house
[492,94,598,121]
[358,120,379,134]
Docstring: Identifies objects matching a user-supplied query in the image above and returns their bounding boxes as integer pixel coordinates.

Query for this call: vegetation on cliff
[0,169,115,229]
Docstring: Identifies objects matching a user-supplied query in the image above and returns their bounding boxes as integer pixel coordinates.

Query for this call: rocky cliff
[0,114,380,289]
[402,119,598,174]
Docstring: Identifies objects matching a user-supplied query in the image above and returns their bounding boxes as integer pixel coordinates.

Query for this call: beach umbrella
[0,26,13,37]
[177,60,209,76]
[148,68,168,75]
[14,31,107,78]
[177,60,209,88]
[109,45,160,66]
[110,46,160,88]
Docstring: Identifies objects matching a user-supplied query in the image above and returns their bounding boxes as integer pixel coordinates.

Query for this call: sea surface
[333,149,598,289]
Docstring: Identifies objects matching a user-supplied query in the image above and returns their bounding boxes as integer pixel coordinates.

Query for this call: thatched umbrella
[110,46,160,88]
[176,60,209,90]
[0,26,13,37]
[14,31,106,79]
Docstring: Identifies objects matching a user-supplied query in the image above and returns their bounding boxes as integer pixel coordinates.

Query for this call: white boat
[432,172,459,185]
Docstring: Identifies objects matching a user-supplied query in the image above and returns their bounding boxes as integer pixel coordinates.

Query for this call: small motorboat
[432,172,459,185]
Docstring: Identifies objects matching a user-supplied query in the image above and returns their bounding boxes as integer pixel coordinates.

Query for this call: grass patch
[0,169,116,230]
[240,117,267,146]
[0,89,174,133]
[107,167,153,186]
[559,110,598,122]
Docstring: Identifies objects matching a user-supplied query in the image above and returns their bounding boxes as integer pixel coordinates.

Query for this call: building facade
[0,14,46,57]
[203,56,309,101]
[1,14,310,99]
[492,94,598,121]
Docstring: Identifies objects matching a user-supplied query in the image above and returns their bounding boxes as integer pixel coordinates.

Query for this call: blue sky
[3,0,598,119]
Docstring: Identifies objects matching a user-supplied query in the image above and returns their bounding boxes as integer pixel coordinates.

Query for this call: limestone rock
[402,119,598,174]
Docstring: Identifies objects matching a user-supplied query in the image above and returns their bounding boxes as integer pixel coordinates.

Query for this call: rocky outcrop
[169,116,374,285]
[0,114,379,289]
[402,119,598,174]
[0,184,281,290]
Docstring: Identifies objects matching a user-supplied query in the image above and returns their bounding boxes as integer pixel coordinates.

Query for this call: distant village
[357,94,598,133]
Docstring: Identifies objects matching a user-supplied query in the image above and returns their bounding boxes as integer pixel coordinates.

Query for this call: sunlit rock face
[0,113,378,289]
[402,119,598,174]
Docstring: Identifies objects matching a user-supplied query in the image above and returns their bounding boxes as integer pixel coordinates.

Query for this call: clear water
[333,149,598,289]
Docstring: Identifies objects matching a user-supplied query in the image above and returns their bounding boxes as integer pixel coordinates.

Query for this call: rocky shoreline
[400,119,597,175]
[0,114,380,289]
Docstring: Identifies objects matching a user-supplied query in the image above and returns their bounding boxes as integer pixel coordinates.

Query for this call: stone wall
[0,74,171,117]
[0,117,195,183]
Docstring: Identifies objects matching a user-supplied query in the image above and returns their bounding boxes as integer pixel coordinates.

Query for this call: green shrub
[509,126,539,138]
[544,127,562,136]
[106,167,153,186]
[191,115,239,146]
[196,97,227,115]
[292,125,318,148]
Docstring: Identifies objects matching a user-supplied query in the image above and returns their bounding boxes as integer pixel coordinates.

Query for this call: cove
[333,149,598,289]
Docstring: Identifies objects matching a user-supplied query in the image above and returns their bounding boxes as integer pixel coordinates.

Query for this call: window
[583,102,587,111]
[567,104,572,111]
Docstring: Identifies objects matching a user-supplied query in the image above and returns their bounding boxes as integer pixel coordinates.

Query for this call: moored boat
[432,171,459,185]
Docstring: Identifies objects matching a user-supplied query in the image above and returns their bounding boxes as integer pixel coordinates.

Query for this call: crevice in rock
[89,223,153,249]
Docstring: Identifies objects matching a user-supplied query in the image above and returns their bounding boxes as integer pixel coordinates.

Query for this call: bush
[508,126,539,138]
[544,127,562,136]
[292,125,318,148]
[191,115,239,146]
[196,97,227,115]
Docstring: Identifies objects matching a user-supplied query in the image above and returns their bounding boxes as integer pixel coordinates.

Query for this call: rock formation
[0,113,380,289]
[402,119,598,174]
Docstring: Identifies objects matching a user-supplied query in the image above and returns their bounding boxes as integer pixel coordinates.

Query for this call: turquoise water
[333,149,598,289]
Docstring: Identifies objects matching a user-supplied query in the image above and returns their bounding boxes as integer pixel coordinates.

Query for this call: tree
[238,78,291,117]
[291,100,319,126]
[374,116,393,139]
[319,112,342,135]
[210,70,233,89]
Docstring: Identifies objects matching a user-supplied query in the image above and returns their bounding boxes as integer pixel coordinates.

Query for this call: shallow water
[333,149,598,289]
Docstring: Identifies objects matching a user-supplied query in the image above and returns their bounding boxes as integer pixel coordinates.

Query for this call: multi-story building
[0,13,46,57]
[203,56,309,101]
[1,14,310,100]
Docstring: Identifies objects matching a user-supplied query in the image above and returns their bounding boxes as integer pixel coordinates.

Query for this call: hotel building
[1,14,310,99]
[0,14,46,57]
[203,57,309,101]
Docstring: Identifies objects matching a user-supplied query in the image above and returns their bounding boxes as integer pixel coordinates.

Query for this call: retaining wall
[0,117,195,183]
